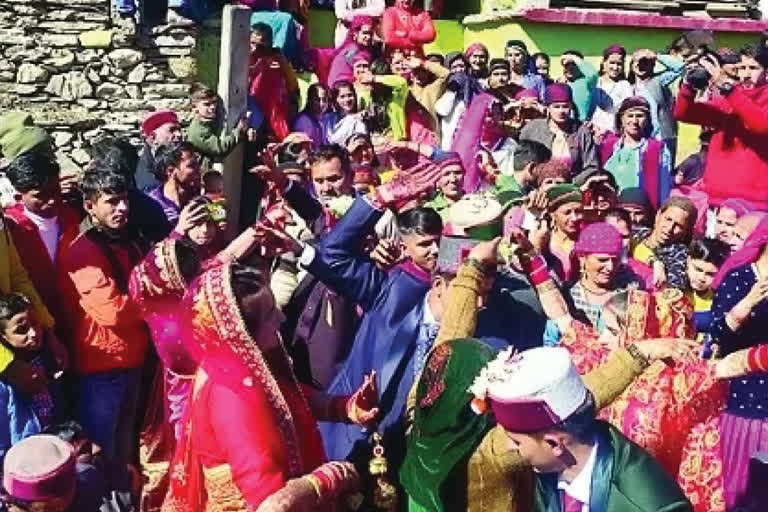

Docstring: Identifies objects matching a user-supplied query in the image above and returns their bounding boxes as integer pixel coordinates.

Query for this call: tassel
[369,432,397,511]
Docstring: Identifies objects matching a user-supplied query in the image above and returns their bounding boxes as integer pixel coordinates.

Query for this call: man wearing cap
[476,346,692,512]
[424,153,465,219]
[136,110,182,192]
[675,43,768,211]
[618,187,653,231]
[505,40,546,100]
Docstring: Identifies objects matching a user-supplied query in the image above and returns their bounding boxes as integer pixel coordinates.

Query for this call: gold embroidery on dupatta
[202,464,248,512]
[203,264,304,477]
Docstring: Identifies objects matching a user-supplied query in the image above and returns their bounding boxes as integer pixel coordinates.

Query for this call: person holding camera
[674,45,768,211]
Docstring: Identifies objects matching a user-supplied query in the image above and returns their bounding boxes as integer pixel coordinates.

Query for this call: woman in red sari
[162,263,374,511]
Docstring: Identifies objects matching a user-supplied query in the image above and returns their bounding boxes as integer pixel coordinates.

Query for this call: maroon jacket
[4,203,81,326]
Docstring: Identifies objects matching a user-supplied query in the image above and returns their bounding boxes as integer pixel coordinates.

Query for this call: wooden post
[218,4,251,240]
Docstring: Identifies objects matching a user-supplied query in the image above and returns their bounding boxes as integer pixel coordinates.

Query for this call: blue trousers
[76,369,141,467]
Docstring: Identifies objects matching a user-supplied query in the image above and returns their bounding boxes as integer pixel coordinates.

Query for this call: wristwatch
[719,82,735,97]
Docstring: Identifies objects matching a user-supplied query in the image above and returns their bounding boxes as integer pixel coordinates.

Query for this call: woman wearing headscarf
[520,83,599,186]
[593,44,634,136]
[327,15,376,88]
[381,0,436,56]
[600,96,672,208]
[334,0,385,48]
[705,214,768,509]
[435,53,482,151]
[630,196,698,289]
[542,222,643,345]
[464,42,489,83]
[162,263,377,511]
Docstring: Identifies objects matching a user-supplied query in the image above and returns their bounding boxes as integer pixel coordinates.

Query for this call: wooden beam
[217,4,251,240]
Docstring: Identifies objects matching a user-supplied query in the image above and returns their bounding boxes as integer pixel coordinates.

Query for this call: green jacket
[535,421,692,512]
[186,118,242,169]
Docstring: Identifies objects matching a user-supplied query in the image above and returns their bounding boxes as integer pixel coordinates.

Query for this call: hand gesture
[255,477,317,512]
[357,69,375,85]
[744,278,768,309]
[372,161,443,209]
[253,220,303,257]
[715,349,750,379]
[407,56,423,70]
[468,237,501,267]
[249,163,288,191]
[347,371,379,428]
[652,260,667,289]
[529,218,550,253]
[175,199,209,235]
[236,116,248,133]
[370,239,402,270]
[632,338,699,363]
[699,54,727,87]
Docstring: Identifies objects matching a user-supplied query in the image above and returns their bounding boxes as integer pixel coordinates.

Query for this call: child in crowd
[186,83,248,169]
[0,293,62,459]
[686,237,731,357]
[202,170,224,200]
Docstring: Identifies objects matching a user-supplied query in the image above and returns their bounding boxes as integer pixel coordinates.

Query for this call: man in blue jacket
[300,161,446,475]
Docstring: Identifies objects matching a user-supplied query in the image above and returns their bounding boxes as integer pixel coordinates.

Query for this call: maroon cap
[141,110,179,137]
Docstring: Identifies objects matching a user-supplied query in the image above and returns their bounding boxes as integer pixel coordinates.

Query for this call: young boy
[58,170,149,469]
[686,237,731,356]
[186,83,247,170]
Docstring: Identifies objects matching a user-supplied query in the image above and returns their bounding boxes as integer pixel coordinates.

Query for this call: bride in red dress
[162,263,374,511]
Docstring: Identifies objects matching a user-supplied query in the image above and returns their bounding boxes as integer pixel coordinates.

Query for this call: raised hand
[371,160,443,210]
[347,371,379,428]
[175,199,209,235]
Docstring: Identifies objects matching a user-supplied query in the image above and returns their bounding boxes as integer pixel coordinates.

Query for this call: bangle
[748,345,768,373]
[465,257,494,275]
[627,344,651,370]
[304,474,323,502]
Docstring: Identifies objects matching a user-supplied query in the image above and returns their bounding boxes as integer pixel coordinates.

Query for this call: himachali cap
[544,83,572,105]
[141,110,179,138]
[3,434,76,502]
[447,194,503,240]
[481,347,588,433]
[546,183,583,212]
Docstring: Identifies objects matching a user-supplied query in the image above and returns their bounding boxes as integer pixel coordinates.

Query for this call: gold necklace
[580,279,610,296]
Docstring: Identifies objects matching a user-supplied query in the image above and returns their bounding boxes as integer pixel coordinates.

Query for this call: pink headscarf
[464,42,488,60]
[574,222,623,257]
[720,198,752,218]
[349,15,375,33]
[713,213,768,289]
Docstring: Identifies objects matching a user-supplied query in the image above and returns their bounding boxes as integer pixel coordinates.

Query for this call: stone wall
[0,0,198,175]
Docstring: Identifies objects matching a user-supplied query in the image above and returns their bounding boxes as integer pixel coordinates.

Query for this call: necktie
[560,490,584,512]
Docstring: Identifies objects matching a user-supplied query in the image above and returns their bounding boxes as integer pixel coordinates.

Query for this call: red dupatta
[162,263,309,511]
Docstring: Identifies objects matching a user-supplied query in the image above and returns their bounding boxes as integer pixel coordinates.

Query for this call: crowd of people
[2,1,768,511]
